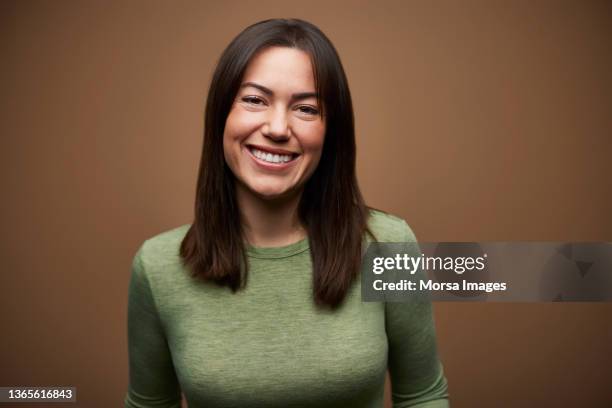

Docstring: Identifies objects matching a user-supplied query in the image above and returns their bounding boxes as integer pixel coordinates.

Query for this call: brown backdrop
[2,1,611,407]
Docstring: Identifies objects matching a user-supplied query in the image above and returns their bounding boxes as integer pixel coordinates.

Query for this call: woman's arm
[385,221,450,408]
[386,300,449,407]
[125,246,182,408]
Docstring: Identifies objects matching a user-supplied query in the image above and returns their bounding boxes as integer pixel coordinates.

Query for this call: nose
[262,106,290,141]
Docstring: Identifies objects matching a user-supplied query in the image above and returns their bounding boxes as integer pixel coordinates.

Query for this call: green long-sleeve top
[125,210,449,407]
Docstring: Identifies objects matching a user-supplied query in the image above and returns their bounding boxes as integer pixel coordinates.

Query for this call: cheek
[224,110,245,143]
[223,109,258,161]
[297,121,326,159]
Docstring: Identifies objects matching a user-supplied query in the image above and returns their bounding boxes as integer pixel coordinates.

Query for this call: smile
[246,145,300,166]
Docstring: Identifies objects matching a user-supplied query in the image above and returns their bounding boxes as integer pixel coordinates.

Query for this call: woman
[125,18,449,408]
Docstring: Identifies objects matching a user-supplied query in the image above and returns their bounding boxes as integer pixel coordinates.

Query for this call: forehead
[241,46,316,92]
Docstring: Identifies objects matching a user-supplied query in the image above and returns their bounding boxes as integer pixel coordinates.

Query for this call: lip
[244,145,301,171]
[246,144,300,156]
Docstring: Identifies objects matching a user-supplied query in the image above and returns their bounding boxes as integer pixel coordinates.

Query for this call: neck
[236,184,307,248]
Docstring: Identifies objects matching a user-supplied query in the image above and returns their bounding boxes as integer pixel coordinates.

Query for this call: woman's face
[223,46,325,200]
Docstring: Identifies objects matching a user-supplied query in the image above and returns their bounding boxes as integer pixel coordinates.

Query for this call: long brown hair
[180,18,372,309]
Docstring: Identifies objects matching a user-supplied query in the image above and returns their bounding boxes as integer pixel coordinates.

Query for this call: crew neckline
[246,237,310,259]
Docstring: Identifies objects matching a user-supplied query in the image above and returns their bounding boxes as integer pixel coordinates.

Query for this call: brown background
[2,0,611,407]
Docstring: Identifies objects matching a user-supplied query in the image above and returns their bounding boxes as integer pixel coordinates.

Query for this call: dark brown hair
[180,18,372,309]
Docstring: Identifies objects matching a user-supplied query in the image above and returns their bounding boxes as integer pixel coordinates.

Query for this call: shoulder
[133,224,191,274]
[366,208,417,243]
[128,225,192,320]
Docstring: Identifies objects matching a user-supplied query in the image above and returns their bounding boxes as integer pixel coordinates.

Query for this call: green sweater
[125,210,449,407]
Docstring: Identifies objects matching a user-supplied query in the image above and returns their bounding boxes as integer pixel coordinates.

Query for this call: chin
[253,188,293,200]
[247,182,297,200]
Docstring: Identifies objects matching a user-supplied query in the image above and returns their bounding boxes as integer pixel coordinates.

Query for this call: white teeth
[250,147,294,164]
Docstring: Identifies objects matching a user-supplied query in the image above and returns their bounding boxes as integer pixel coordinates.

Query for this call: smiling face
[223,46,326,201]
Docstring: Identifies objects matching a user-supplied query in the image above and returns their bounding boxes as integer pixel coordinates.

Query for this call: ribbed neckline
[246,237,310,259]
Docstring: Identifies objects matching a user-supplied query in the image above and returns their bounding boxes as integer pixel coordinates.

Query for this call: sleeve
[125,245,183,408]
[385,221,450,408]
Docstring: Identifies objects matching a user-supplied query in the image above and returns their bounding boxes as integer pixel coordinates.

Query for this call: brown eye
[242,96,265,105]
[297,105,319,115]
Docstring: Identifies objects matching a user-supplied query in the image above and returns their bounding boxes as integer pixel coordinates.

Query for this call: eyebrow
[241,81,318,101]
